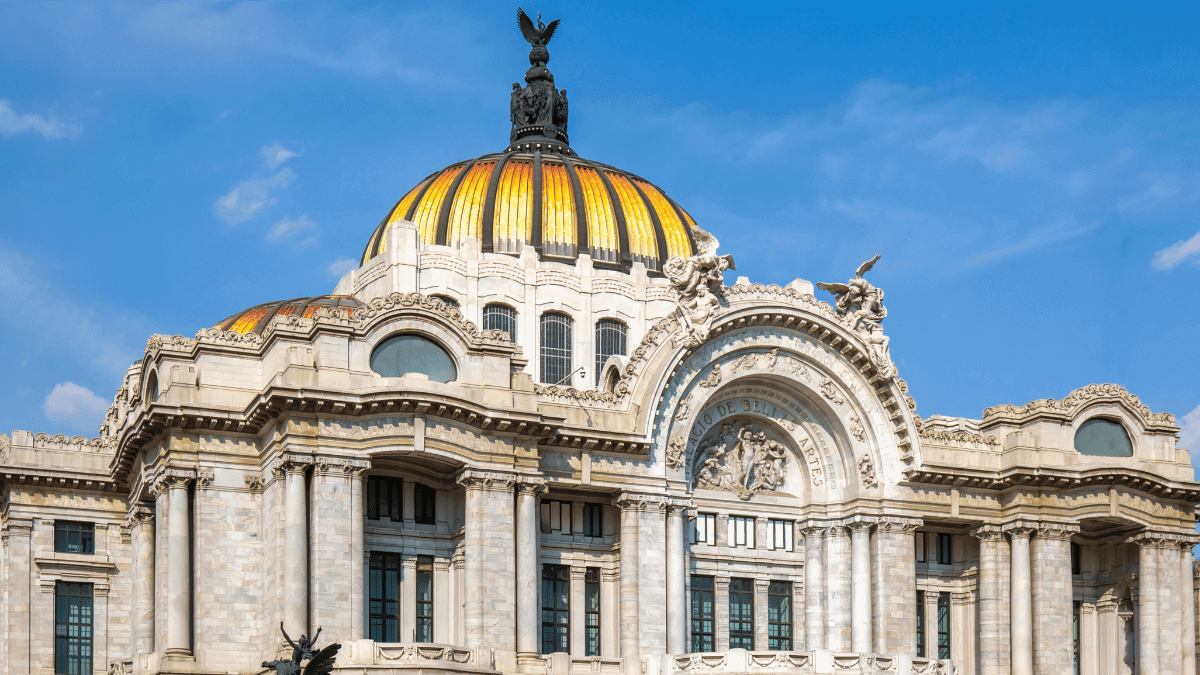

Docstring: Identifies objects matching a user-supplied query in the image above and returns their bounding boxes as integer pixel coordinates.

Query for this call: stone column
[3,519,32,674]
[401,556,417,641]
[1005,524,1034,675]
[802,524,826,651]
[755,578,771,650]
[923,590,939,660]
[972,525,1011,675]
[457,469,518,668]
[1181,544,1196,675]
[570,566,587,656]
[515,478,545,660]
[1080,603,1098,675]
[715,577,731,652]
[1134,534,1162,675]
[602,570,620,658]
[825,525,851,652]
[617,495,642,662]
[666,502,689,656]
[281,457,311,638]
[872,517,920,655]
[164,470,194,657]
[1032,524,1078,675]
[349,464,367,640]
[849,520,872,653]
[1156,541,1184,675]
[435,560,451,644]
[128,504,155,655]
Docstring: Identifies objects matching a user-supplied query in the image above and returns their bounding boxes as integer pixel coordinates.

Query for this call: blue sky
[2,1,1200,456]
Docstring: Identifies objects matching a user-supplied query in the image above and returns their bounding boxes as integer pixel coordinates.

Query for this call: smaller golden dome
[214,296,365,335]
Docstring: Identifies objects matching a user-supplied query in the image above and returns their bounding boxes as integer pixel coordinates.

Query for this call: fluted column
[162,470,194,657]
[825,525,851,651]
[849,520,872,653]
[972,525,1010,675]
[1181,543,1196,675]
[128,504,155,655]
[666,501,689,655]
[515,478,545,660]
[282,457,310,637]
[349,464,367,640]
[1004,524,1034,675]
[802,523,826,651]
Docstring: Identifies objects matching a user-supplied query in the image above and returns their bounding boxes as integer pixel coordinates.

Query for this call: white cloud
[268,214,318,243]
[0,99,80,139]
[327,256,358,279]
[42,382,109,433]
[213,168,296,224]
[262,142,301,169]
[1152,230,1200,271]
[1180,402,1200,453]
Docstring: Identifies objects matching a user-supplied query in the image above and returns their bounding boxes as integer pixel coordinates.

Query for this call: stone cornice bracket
[244,473,264,493]
[874,516,923,533]
[2,518,33,540]
[616,492,670,512]
[515,476,547,496]
[125,504,154,529]
[799,521,830,538]
[457,469,517,492]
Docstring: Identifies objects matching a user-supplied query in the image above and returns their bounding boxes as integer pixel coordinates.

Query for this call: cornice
[982,383,1177,431]
[902,465,1200,502]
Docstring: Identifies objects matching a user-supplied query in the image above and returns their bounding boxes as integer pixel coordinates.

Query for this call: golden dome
[360,151,703,274]
[214,295,365,335]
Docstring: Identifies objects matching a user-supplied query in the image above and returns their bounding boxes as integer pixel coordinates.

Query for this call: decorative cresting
[982,383,1178,431]
[693,422,788,500]
[358,10,701,272]
[664,226,735,347]
[816,254,893,377]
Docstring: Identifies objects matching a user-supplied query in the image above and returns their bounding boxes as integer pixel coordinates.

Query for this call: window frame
[482,303,518,343]
[936,591,950,660]
[690,575,715,653]
[369,333,458,382]
[692,513,717,545]
[582,503,603,538]
[767,580,792,651]
[367,476,403,522]
[541,564,571,654]
[916,590,925,657]
[594,318,628,385]
[415,556,434,642]
[539,311,574,385]
[540,500,574,535]
[55,581,93,675]
[369,551,401,642]
[54,521,95,555]
[585,568,601,656]
[728,578,755,650]
[935,533,952,565]
[727,515,755,549]
[767,519,793,551]
[413,483,437,525]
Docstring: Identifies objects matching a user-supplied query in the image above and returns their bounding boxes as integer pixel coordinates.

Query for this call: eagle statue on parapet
[262,623,340,675]
[817,254,893,375]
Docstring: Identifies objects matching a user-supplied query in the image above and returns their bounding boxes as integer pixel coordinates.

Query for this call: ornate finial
[509,8,570,153]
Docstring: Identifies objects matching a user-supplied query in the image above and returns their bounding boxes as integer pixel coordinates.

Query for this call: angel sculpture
[663,227,735,347]
[262,623,340,675]
[816,254,892,372]
[517,8,559,65]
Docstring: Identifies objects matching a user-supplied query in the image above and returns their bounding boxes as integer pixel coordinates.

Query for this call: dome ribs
[435,158,480,247]
[609,171,665,272]
[662,193,699,258]
[480,153,513,253]
[539,157,578,258]
[592,165,633,271]
[560,156,590,260]
[531,150,544,255]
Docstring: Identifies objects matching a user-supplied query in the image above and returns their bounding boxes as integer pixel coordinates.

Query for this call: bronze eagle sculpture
[262,623,340,675]
[517,8,560,47]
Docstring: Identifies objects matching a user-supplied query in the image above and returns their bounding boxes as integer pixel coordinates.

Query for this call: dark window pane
[916,591,925,658]
[768,580,792,651]
[691,575,715,653]
[582,503,603,537]
[55,582,92,675]
[936,592,950,660]
[594,319,627,384]
[540,312,573,385]
[370,334,457,382]
[54,522,94,555]
[1074,418,1133,456]
[416,556,434,642]
[585,568,601,656]
[369,552,401,642]
[542,564,571,654]
[729,578,754,650]
[483,304,518,343]
[414,483,437,524]
[936,533,952,565]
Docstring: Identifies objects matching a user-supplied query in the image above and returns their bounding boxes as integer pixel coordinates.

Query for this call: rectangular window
[692,513,717,545]
[690,575,715,653]
[729,578,755,649]
[54,522,94,555]
[935,533,952,565]
[585,568,601,656]
[415,556,434,642]
[413,483,437,524]
[369,552,400,642]
[367,476,402,521]
[582,503,603,538]
[540,500,574,535]
[936,592,950,660]
[727,516,755,548]
[1073,601,1081,675]
[916,591,925,657]
[915,532,926,563]
[767,580,792,650]
[767,519,793,551]
[55,581,93,675]
[1071,542,1081,575]
[541,564,571,654]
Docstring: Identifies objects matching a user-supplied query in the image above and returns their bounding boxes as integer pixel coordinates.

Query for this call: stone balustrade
[653,649,955,675]
[332,641,498,673]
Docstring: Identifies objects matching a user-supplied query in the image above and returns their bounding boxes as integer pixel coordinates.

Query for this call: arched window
[370,334,457,383]
[594,319,627,384]
[483,303,518,342]
[430,294,459,310]
[145,372,159,404]
[1074,418,1133,457]
[540,312,574,385]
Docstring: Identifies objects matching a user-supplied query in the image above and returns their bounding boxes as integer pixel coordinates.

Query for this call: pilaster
[457,469,517,671]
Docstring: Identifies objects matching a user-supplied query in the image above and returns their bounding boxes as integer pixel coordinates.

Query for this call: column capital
[601,569,620,583]
[1033,522,1080,541]
[873,516,923,533]
[434,559,452,572]
[616,492,669,512]
[313,455,370,478]
[125,503,154,529]
[799,521,830,538]
[754,578,772,590]
[847,520,874,534]
[714,576,731,590]
[667,498,692,516]
[1129,530,1195,548]
[515,476,547,496]
[970,524,1006,542]
[2,518,33,540]
[570,566,588,581]
[269,453,313,481]
[456,469,517,492]
[401,555,419,569]
[1001,520,1038,539]
[150,467,196,495]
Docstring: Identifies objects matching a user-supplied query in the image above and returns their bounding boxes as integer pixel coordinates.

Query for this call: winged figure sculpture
[262,623,341,675]
[517,8,560,47]
[816,254,886,331]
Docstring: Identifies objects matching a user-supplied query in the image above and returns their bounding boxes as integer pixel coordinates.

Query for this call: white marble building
[1,16,1197,675]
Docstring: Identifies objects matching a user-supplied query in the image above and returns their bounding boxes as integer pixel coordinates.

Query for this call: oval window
[370,335,457,383]
[1074,418,1133,457]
